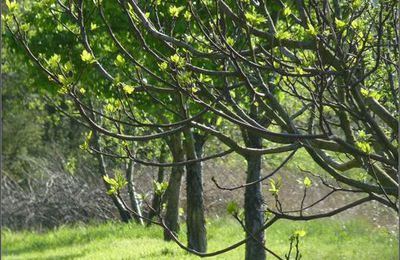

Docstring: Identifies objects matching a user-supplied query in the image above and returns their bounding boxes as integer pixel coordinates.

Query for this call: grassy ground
[2,217,398,260]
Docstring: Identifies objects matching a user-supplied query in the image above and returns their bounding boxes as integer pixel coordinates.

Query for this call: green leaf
[103,171,127,196]
[215,117,223,127]
[361,88,382,100]
[306,24,317,36]
[106,187,117,195]
[269,178,281,195]
[57,74,72,86]
[275,31,291,40]
[103,175,118,186]
[356,141,372,154]
[114,54,125,67]
[169,5,185,18]
[294,229,306,237]
[80,50,96,64]
[199,74,212,83]
[154,181,169,195]
[303,176,312,188]
[90,23,98,31]
[170,54,185,68]
[6,0,18,12]
[20,23,30,32]
[177,71,193,86]
[158,62,168,71]
[245,11,266,25]
[63,62,73,73]
[352,0,362,9]
[226,37,235,46]
[184,10,192,21]
[357,130,367,139]
[123,84,135,95]
[226,201,239,214]
[283,7,292,17]
[48,54,61,70]
[115,171,128,188]
[335,18,346,30]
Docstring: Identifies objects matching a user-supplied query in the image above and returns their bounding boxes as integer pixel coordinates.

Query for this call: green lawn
[2,217,398,260]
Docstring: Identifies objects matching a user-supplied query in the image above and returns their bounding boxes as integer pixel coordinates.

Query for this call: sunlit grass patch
[2,217,398,260]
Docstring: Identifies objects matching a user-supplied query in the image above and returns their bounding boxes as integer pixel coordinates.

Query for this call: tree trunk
[184,131,207,252]
[147,144,167,225]
[126,160,144,225]
[92,129,132,223]
[164,134,185,241]
[244,131,266,260]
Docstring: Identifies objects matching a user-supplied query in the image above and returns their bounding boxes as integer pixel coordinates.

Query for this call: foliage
[103,171,128,195]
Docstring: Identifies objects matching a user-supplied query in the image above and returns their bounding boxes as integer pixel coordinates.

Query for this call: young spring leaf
[154,181,169,195]
[294,229,306,237]
[226,201,239,215]
[184,10,192,21]
[158,62,168,71]
[303,176,312,188]
[169,5,185,18]
[114,54,126,67]
[122,84,135,94]
[335,18,346,30]
[283,6,292,17]
[80,50,96,64]
[48,54,61,70]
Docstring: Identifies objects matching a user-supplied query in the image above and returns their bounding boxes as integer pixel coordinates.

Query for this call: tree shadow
[4,252,84,260]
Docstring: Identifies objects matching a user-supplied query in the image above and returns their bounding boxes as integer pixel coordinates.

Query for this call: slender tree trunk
[88,102,132,222]
[147,144,167,225]
[126,160,144,225]
[184,131,207,252]
[164,134,185,241]
[244,131,266,260]
[92,129,131,222]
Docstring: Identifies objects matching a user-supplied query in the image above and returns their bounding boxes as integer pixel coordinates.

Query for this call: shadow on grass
[3,223,163,257]
[2,232,98,256]
[5,252,84,260]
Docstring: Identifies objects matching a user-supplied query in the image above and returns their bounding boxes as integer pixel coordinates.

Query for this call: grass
[2,217,398,260]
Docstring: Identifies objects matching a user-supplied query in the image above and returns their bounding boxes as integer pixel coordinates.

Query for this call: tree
[5,0,398,259]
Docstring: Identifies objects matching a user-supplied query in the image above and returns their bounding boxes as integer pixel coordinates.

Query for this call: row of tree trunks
[95,120,262,257]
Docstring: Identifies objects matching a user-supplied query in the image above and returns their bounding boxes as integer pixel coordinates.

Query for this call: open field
[2,217,398,260]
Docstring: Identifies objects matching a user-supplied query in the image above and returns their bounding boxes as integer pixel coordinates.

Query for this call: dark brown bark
[185,131,207,252]
[243,130,266,260]
[164,134,185,241]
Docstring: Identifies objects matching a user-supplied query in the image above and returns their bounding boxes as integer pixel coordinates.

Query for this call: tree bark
[126,159,144,225]
[184,131,207,252]
[243,130,266,260]
[164,134,185,241]
[147,144,167,225]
